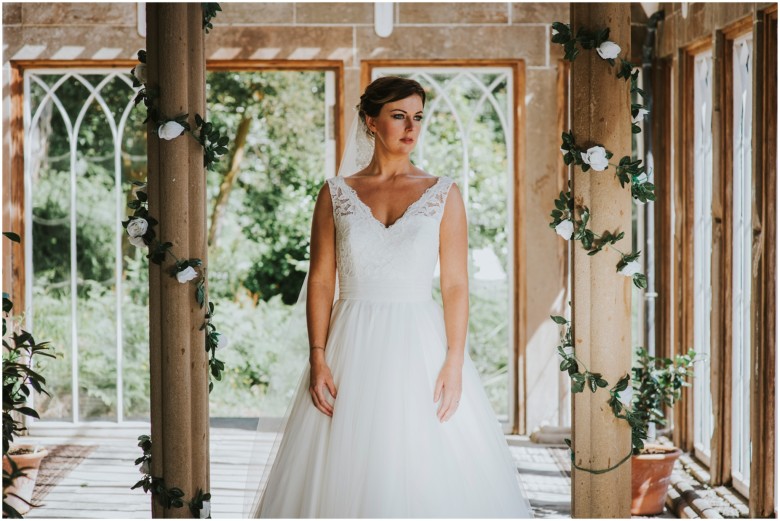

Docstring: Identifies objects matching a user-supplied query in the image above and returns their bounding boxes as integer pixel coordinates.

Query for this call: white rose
[199,500,211,519]
[139,459,150,474]
[133,63,147,84]
[128,235,147,248]
[617,386,633,408]
[597,40,621,60]
[126,218,148,238]
[176,266,198,284]
[217,334,228,350]
[552,27,559,36]
[158,121,186,140]
[618,260,641,277]
[632,108,650,123]
[580,146,609,171]
[560,148,567,156]
[634,173,648,184]
[562,345,574,357]
[554,219,574,240]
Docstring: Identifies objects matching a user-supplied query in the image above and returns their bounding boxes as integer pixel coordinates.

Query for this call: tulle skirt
[252,294,533,518]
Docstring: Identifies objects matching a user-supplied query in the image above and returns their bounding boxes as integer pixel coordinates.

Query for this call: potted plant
[3,232,56,518]
[628,346,696,516]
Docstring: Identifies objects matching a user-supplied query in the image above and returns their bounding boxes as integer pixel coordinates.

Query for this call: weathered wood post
[570,3,633,517]
[146,3,209,517]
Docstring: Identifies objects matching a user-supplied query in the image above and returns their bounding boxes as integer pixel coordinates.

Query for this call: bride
[244,76,533,518]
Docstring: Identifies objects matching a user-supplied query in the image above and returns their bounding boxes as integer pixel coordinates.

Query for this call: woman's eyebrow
[390,109,424,114]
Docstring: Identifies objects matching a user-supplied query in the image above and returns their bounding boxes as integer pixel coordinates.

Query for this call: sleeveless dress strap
[326,176,357,218]
[413,176,455,223]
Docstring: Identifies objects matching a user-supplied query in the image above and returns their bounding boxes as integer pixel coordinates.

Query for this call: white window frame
[24,69,137,431]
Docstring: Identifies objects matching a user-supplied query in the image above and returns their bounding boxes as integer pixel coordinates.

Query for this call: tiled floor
[16,422,664,519]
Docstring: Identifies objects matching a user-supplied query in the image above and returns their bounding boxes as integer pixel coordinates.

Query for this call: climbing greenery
[126,4,220,516]
[548,19,690,474]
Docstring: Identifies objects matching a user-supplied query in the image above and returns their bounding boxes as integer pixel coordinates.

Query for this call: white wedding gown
[249,175,533,518]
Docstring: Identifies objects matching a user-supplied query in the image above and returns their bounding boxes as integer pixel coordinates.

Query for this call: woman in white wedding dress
[246,76,533,518]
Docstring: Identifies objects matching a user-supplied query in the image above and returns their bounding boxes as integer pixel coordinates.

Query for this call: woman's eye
[393,114,423,120]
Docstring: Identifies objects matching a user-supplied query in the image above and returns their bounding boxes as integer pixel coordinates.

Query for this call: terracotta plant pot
[3,444,49,515]
[630,443,682,515]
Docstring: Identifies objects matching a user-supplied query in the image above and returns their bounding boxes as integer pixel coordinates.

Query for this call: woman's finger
[433,377,443,403]
[309,387,324,414]
[444,393,461,422]
[325,377,338,399]
[310,386,331,416]
[438,390,452,422]
[315,384,334,415]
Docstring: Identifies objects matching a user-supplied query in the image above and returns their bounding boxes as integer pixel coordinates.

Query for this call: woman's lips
[401,138,414,143]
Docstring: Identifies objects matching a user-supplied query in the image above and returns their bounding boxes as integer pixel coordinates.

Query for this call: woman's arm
[434,182,469,422]
[306,181,338,416]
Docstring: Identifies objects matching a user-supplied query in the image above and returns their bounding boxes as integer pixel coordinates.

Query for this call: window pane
[692,51,714,461]
[26,71,139,422]
[730,33,753,493]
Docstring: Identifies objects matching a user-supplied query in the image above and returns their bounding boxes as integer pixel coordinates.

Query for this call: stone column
[570,3,632,518]
[146,4,209,517]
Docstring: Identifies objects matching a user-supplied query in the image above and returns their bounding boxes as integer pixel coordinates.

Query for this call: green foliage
[3,233,58,518]
[631,347,697,433]
[205,70,326,304]
[550,23,612,63]
[201,3,221,33]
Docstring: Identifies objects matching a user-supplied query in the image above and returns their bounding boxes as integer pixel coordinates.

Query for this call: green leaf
[550,315,568,325]
[15,406,40,419]
[3,232,21,243]
[633,273,648,289]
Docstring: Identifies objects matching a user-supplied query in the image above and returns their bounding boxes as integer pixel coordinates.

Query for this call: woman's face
[365,94,424,156]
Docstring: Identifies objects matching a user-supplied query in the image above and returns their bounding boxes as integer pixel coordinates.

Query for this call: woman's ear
[365,115,376,135]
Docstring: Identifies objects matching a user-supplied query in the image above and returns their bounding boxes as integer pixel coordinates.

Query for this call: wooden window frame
[359,59,527,435]
[652,56,674,365]
[704,15,752,487]
[674,35,713,456]
[660,10,776,513]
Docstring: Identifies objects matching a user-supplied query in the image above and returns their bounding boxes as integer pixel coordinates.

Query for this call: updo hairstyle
[357,76,426,137]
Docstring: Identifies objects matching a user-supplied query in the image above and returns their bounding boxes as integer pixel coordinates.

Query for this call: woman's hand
[309,351,337,417]
[433,357,463,423]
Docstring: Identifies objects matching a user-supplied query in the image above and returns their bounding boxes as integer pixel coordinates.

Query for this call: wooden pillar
[750,7,777,517]
[146,4,209,517]
[570,3,632,518]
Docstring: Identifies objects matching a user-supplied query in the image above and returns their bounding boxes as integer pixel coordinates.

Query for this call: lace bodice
[326,175,455,292]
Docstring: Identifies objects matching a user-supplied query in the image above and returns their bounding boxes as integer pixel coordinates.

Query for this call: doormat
[31,444,98,503]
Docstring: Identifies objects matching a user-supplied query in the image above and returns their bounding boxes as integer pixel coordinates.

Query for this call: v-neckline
[339,176,443,230]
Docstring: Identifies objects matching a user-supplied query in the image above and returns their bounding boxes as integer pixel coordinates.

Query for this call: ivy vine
[549,20,657,474]
[126,4,222,515]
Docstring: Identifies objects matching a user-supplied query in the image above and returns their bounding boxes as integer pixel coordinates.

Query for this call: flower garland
[549,21,657,474]
[132,435,212,518]
[126,5,224,516]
